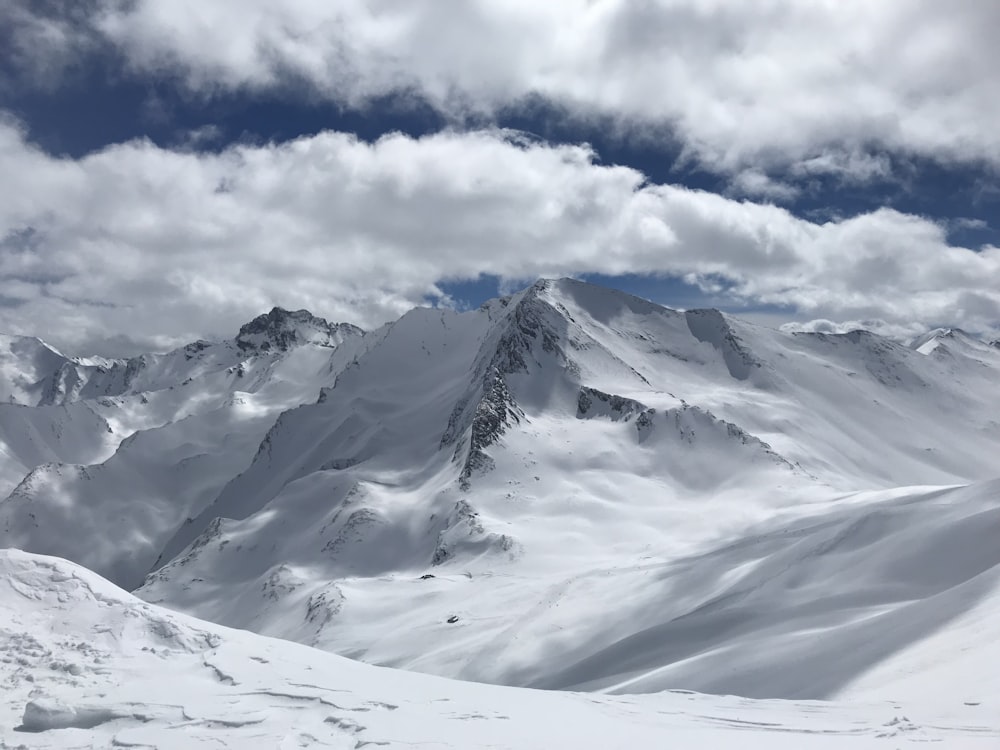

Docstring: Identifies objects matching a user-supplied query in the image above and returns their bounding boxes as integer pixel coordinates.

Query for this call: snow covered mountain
[2,279,999,728]
[0,308,365,586]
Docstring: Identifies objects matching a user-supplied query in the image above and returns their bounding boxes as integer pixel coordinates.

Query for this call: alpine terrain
[2,278,999,747]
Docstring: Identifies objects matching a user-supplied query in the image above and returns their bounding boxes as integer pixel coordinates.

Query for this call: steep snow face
[3,549,999,749]
[0,334,75,406]
[3,279,1000,705]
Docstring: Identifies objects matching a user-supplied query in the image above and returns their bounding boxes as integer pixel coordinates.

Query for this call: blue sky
[1,2,998,354]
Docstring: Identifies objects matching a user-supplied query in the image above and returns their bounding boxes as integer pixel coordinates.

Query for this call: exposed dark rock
[431,499,518,566]
[305,584,344,636]
[261,565,299,602]
[442,285,567,490]
[322,508,381,556]
[235,307,363,353]
[319,457,360,471]
[183,340,211,360]
[577,387,649,421]
[458,371,524,490]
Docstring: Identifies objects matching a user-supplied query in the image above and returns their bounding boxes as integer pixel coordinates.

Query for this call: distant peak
[910,327,986,355]
[0,333,68,359]
[235,307,363,353]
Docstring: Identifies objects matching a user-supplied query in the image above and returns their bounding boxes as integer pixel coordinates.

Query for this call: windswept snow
[3,549,999,748]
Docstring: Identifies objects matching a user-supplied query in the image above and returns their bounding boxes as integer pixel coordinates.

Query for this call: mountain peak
[235,307,363,353]
[910,327,989,356]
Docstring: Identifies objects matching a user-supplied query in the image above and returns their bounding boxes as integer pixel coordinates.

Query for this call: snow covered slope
[2,279,1000,711]
[0,401,117,497]
[0,309,366,587]
[0,335,76,407]
[3,548,998,749]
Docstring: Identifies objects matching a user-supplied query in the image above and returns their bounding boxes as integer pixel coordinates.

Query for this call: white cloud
[23,1,979,180]
[0,3,104,93]
[791,151,895,184]
[0,122,997,355]
[947,217,990,232]
[728,170,799,202]
[779,318,930,343]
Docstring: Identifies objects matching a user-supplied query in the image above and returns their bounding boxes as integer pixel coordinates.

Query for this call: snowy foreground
[2,549,998,749]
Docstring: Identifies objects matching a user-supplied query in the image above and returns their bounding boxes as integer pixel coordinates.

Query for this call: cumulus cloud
[0,121,997,355]
[728,170,799,203]
[7,0,986,181]
[0,2,104,93]
[947,217,990,232]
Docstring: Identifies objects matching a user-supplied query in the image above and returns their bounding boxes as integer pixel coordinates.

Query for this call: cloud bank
[0,122,996,354]
[6,0,1000,182]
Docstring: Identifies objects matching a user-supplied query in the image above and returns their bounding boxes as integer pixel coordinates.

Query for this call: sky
[1,1,999,355]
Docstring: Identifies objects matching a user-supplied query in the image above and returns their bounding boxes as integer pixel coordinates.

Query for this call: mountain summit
[235,307,364,352]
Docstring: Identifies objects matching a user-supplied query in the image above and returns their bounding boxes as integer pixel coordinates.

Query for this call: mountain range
[2,278,999,746]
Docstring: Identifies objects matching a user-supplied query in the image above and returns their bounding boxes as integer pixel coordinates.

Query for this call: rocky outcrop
[455,371,524,489]
[443,284,566,489]
[577,387,649,421]
[654,404,796,470]
[236,307,363,353]
[431,499,518,566]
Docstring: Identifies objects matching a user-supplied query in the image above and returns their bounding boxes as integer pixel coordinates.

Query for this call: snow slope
[3,548,998,749]
[0,401,117,497]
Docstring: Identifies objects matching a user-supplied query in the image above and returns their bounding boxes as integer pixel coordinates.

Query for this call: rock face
[441,283,565,488]
[459,371,524,489]
[235,307,364,353]
[577,387,649,421]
